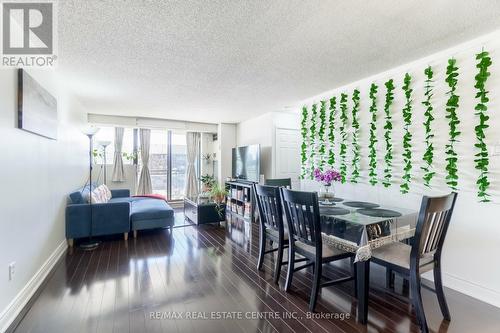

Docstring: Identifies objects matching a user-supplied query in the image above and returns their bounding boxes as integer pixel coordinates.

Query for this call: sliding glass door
[149,129,169,197]
[139,130,191,201]
[171,133,188,200]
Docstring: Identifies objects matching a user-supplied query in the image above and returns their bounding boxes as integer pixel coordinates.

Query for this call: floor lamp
[98,141,111,184]
[81,126,100,250]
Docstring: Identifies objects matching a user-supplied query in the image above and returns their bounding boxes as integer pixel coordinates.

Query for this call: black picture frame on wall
[17,69,58,140]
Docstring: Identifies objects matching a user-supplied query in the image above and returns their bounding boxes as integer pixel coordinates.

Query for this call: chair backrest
[265,178,292,188]
[412,192,458,261]
[253,184,285,235]
[280,188,322,248]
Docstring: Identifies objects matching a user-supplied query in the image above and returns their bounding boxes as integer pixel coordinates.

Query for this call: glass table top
[319,198,418,246]
[319,199,417,226]
[185,195,221,205]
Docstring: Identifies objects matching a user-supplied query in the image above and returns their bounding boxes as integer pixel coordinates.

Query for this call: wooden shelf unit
[225,181,256,223]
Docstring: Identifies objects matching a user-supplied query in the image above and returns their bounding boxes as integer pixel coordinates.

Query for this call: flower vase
[319,183,335,204]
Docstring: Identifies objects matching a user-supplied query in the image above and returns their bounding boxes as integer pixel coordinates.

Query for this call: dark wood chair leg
[386,268,394,289]
[351,257,357,298]
[309,260,321,312]
[410,272,429,333]
[274,238,284,284]
[284,242,295,291]
[434,260,451,320]
[257,230,265,270]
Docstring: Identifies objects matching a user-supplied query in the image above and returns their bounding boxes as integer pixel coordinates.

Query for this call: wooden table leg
[356,259,370,324]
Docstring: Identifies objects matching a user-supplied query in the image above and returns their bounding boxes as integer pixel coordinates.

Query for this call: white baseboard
[0,240,67,333]
[422,271,500,309]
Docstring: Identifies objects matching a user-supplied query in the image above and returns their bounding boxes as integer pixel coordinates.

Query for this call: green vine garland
[400,73,413,194]
[421,66,435,187]
[350,89,361,183]
[383,79,395,187]
[368,83,378,185]
[309,103,318,178]
[327,96,337,166]
[444,58,460,191]
[474,50,492,202]
[318,100,327,170]
[300,106,308,179]
[339,93,348,183]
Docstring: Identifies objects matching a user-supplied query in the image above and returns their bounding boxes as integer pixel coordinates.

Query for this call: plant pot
[214,194,225,204]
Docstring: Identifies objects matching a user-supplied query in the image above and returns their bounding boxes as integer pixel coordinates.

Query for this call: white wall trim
[423,271,500,309]
[0,240,67,333]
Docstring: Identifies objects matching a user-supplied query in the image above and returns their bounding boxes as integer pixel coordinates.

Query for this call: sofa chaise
[66,186,174,246]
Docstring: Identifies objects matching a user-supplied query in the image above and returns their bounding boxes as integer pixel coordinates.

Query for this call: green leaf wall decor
[339,93,349,183]
[444,58,460,191]
[383,79,395,187]
[300,106,309,179]
[350,89,361,183]
[474,50,492,202]
[421,66,435,187]
[368,83,378,185]
[328,97,337,166]
[400,73,413,194]
[318,100,327,170]
[309,103,318,178]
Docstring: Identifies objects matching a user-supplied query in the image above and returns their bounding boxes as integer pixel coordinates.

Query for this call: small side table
[184,197,226,225]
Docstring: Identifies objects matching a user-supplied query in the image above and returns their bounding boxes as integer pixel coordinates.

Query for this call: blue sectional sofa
[66,186,175,246]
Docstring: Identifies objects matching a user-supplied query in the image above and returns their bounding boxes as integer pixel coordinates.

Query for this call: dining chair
[280,188,355,312]
[265,178,292,188]
[371,192,458,333]
[253,184,291,284]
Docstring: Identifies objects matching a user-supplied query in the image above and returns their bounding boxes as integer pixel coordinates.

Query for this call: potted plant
[200,174,216,192]
[313,168,343,205]
[210,183,228,218]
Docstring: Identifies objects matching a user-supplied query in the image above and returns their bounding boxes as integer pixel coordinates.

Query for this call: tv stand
[225,180,256,223]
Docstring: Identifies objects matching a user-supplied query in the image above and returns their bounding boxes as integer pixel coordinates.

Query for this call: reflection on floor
[12,217,500,333]
[173,207,192,228]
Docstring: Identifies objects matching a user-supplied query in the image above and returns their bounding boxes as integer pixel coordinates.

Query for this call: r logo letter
[3,2,53,54]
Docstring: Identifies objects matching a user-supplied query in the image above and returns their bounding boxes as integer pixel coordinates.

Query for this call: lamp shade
[82,125,100,136]
[98,140,112,148]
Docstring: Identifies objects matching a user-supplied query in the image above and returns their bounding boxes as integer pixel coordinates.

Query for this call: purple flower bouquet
[313,168,342,204]
[313,168,342,186]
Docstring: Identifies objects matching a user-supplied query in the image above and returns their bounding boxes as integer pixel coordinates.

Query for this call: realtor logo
[1,1,57,67]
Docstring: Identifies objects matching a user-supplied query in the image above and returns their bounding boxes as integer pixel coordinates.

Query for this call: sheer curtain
[137,128,152,194]
[112,127,125,182]
[185,132,200,198]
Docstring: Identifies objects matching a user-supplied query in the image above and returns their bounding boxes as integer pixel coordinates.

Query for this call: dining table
[318,197,418,324]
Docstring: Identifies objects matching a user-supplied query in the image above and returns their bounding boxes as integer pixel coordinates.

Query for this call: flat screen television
[232,144,260,183]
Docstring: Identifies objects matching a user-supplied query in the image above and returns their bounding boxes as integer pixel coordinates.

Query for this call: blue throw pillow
[69,191,84,204]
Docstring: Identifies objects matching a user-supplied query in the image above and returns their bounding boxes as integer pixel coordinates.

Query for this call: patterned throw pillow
[102,184,112,201]
[90,190,104,203]
[89,185,110,204]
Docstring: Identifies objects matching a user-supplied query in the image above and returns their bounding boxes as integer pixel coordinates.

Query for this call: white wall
[237,111,300,179]
[237,113,274,178]
[299,30,500,307]
[0,69,88,330]
[217,123,236,184]
[200,133,217,177]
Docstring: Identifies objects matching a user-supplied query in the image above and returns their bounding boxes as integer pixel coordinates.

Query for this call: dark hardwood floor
[12,218,500,333]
